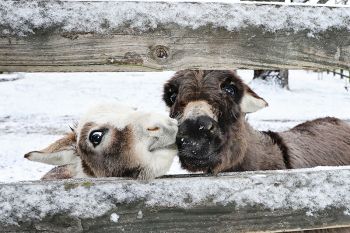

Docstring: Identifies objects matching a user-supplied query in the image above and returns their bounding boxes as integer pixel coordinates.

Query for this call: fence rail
[0,0,349,72]
[329,69,350,79]
[1,167,350,232]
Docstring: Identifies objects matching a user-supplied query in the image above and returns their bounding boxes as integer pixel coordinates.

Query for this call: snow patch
[110,213,120,223]
[137,210,143,219]
[0,1,349,36]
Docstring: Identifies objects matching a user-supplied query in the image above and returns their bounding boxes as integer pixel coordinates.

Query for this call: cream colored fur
[25,103,178,180]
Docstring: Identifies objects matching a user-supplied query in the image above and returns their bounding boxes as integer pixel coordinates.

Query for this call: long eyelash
[68,122,78,154]
[69,121,78,132]
[69,125,75,132]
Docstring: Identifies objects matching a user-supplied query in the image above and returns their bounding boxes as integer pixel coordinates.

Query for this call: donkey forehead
[167,71,245,104]
[171,70,244,91]
[79,112,136,130]
[78,107,171,132]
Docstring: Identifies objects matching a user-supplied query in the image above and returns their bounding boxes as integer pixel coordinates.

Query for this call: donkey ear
[240,86,268,113]
[24,132,79,166]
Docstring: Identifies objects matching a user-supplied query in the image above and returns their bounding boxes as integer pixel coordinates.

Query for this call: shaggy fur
[163,70,350,173]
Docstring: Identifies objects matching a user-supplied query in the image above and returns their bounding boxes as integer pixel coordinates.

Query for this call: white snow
[137,210,143,219]
[0,70,349,182]
[110,213,120,223]
[0,167,349,225]
[0,1,349,36]
[247,70,350,129]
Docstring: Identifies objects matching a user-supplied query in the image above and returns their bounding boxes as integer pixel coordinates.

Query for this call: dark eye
[89,130,104,147]
[170,92,177,104]
[221,82,236,96]
[167,87,178,104]
[163,85,178,107]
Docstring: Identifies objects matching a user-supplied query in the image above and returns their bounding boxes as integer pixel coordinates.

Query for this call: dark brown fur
[164,70,350,233]
[263,130,291,169]
[163,70,350,172]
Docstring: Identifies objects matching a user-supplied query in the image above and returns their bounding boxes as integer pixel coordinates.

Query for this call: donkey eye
[170,92,177,104]
[164,85,178,107]
[168,87,178,104]
[221,83,236,96]
[89,130,104,147]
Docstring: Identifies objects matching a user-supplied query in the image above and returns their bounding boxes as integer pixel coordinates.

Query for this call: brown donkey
[163,70,350,173]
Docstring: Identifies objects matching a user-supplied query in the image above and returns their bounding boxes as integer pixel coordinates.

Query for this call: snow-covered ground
[0,70,349,182]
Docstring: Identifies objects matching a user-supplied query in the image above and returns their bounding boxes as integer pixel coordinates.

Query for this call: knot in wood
[150,45,170,62]
[155,46,168,59]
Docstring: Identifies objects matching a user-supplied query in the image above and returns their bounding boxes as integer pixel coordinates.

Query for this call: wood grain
[0,1,349,72]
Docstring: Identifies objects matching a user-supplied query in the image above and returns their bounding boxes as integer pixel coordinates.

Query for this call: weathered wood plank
[1,167,350,232]
[242,0,286,2]
[0,1,349,72]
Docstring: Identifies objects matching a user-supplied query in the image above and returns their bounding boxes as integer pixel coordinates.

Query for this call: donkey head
[25,104,178,180]
[163,70,267,173]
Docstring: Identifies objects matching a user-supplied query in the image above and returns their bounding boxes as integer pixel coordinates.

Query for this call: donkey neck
[226,120,288,172]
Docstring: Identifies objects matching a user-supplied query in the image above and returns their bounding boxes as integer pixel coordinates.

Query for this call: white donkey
[25,104,178,180]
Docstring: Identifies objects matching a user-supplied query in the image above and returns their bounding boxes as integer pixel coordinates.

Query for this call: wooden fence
[0,0,350,232]
[0,0,349,72]
[1,168,350,233]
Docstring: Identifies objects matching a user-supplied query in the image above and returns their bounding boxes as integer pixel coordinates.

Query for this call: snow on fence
[1,167,350,232]
[0,0,349,72]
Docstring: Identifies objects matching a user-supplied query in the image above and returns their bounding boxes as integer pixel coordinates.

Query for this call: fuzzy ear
[240,87,268,113]
[24,132,79,166]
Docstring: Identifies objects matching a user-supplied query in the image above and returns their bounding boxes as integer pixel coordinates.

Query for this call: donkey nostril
[208,122,214,131]
[178,137,185,145]
[197,116,215,132]
[199,122,213,131]
[147,126,160,132]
